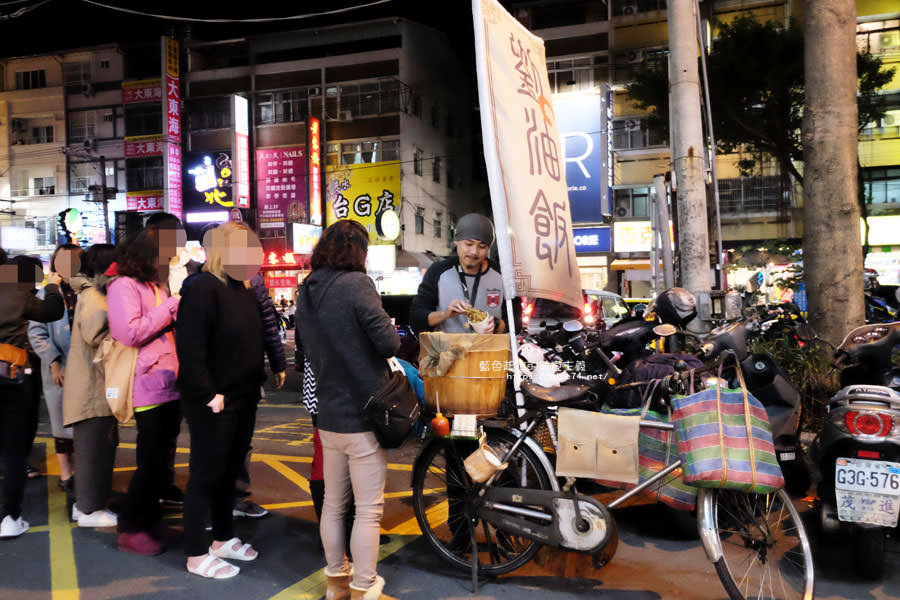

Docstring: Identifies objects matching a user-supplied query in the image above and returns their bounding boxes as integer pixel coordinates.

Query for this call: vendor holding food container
[410,213,508,335]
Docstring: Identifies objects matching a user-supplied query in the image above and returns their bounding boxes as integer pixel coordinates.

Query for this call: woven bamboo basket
[420,332,510,417]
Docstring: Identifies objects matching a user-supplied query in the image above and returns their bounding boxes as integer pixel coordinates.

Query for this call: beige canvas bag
[556,407,641,483]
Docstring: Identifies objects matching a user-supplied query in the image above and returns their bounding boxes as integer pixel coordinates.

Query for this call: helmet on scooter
[650,287,697,328]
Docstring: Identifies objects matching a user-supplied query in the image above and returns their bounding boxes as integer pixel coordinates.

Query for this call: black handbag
[301,281,420,449]
[362,357,422,449]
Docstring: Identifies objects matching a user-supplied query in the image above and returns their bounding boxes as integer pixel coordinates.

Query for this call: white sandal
[186,554,240,579]
[209,537,258,562]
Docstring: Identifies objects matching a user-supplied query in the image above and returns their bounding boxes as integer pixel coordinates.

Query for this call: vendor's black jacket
[175,272,265,403]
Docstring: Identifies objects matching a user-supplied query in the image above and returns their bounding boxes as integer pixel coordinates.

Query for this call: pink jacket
[107,276,180,408]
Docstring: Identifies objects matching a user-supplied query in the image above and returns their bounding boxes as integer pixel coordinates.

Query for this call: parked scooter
[810,321,900,579]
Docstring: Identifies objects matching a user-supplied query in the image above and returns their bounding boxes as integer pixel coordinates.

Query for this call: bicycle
[410,368,815,600]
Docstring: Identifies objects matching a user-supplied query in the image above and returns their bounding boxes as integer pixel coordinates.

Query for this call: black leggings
[182,394,258,556]
[0,377,34,519]
[117,400,182,534]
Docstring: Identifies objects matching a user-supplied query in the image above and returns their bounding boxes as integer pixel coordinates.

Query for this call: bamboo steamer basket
[420,332,510,417]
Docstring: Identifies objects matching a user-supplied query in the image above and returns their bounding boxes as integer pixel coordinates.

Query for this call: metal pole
[668,0,711,328]
[695,0,724,290]
[649,181,660,295]
[100,155,110,243]
[654,173,675,289]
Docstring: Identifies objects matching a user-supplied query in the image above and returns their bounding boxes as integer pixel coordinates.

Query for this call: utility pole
[667,0,712,327]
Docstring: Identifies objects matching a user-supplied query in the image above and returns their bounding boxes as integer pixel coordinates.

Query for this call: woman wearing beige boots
[295,220,401,600]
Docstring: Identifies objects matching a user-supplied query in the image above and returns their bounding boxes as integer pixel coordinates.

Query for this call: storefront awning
[396,250,437,269]
[610,259,661,271]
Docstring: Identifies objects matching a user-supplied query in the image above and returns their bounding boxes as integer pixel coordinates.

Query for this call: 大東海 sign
[325,160,401,245]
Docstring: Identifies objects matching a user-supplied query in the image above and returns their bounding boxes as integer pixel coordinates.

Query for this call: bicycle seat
[522,381,591,404]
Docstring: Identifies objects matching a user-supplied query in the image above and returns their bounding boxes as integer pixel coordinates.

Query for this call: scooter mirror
[795,323,815,342]
[653,323,677,337]
[563,320,584,332]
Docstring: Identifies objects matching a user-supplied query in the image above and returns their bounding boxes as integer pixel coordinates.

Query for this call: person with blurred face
[409,213,508,335]
[63,244,119,528]
[107,221,185,556]
[175,222,266,579]
[28,244,84,494]
[0,251,63,538]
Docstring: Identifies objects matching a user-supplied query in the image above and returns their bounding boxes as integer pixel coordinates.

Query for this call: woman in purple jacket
[107,221,185,556]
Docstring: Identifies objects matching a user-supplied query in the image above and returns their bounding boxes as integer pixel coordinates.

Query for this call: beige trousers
[319,430,387,590]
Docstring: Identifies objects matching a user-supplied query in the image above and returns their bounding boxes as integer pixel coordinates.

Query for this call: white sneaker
[0,515,29,538]
[77,509,117,528]
[72,504,84,521]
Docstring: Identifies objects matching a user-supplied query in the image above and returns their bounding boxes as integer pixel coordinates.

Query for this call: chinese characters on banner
[473,0,582,310]
[613,220,674,253]
[124,136,164,158]
[126,192,163,212]
[122,79,162,104]
[166,144,183,219]
[308,118,322,226]
[255,146,308,256]
[233,95,250,208]
[162,37,182,219]
[324,161,401,245]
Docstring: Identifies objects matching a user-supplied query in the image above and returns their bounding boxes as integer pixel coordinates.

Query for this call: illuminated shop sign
[233,95,250,208]
[292,223,322,254]
[184,151,233,209]
[162,36,182,218]
[308,117,322,226]
[257,146,307,256]
[122,79,162,104]
[612,220,674,253]
[124,135,164,158]
[126,191,164,212]
[325,160,402,245]
[572,226,611,253]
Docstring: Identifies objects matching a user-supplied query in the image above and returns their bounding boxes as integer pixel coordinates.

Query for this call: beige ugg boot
[348,575,397,600]
[324,566,351,600]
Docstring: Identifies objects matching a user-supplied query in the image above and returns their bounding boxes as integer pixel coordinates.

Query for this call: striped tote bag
[672,356,785,494]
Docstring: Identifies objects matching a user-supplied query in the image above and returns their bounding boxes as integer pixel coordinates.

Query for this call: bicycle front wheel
[411,428,554,575]
[699,488,814,600]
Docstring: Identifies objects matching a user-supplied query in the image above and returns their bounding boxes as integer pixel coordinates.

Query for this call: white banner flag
[473,0,583,310]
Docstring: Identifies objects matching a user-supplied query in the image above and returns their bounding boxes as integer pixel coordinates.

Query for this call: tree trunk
[802,1,865,345]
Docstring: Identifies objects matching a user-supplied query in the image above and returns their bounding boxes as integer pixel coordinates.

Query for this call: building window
[611,47,667,84]
[415,206,425,234]
[63,62,91,92]
[863,167,900,205]
[448,212,458,241]
[186,97,232,130]
[15,69,46,90]
[431,105,440,129]
[548,55,608,93]
[432,156,441,183]
[433,212,443,238]
[414,148,423,176]
[338,79,402,117]
[718,176,782,212]
[339,139,400,165]
[255,88,310,125]
[33,177,55,195]
[611,0,667,16]
[103,112,114,122]
[611,118,667,150]
[447,161,456,189]
[411,93,422,118]
[613,187,650,218]
[99,59,111,69]
[69,111,96,143]
[856,21,900,55]
[30,126,54,144]
[124,104,162,137]
[125,157,164,191]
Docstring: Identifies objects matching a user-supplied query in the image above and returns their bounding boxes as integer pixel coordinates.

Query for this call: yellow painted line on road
[44,439,79,600]
[386,500,447,536]
[261,500,315,510]
[266,535,414,600]
[113,462,189,473]
[263,458,311,495]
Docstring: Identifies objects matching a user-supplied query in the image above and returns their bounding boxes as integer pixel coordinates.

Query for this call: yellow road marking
[266,535,414,600]
[263,458,311,495]
[386,499,447,536]
[113,462,189,473]
[44,439,79,600]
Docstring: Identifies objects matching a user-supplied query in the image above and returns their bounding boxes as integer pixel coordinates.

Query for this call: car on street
[522,289,629,334]
[624,297,653,318]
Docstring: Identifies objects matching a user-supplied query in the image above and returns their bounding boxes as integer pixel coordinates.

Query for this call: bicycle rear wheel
[699,488,814,600]
[411,428,554,575]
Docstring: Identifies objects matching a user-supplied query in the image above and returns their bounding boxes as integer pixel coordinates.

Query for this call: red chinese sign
[126,193,163,211]
[265,276,297,289]
[233,95,250,208]
[124,137,164,158]
[308,118,322,226]
[166,143,183,219]
[122,80,162,104]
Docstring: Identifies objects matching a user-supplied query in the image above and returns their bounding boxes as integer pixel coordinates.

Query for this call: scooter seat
[522,381,591,404]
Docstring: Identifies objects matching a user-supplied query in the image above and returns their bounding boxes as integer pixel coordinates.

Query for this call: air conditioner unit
[884,113,898,127]
[878,31,899,51]
[614,197,632,218]
[627,50,645,64]
[622,4,637,16]
[80,82,94,96]
[624,118,641,132]
[338,110,353,122]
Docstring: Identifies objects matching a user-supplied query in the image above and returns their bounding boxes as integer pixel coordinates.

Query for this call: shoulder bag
[0,343,28,384]
[301,280,420,449]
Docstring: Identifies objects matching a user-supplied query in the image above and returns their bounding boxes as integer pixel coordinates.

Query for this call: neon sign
[187,153,233,208]
[309,117,322,226]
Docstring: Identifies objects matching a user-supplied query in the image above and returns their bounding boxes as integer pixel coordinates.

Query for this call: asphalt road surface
[2,337,898,599]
